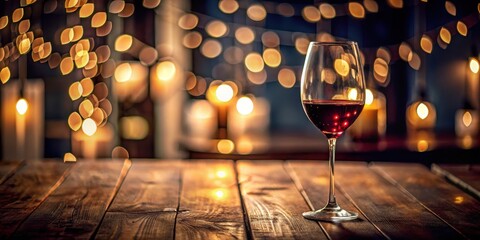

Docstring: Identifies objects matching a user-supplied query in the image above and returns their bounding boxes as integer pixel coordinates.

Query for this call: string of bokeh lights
[0,0,479,160]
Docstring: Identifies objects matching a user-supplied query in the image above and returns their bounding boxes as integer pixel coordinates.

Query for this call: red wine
[303,100,364,139]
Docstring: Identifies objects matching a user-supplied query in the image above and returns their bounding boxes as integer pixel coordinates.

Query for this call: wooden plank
[175,160,245,239]
[372,162,480,239]
[0,160,71,238]
[237,160,327,239]
[0,161,23,184]
[330,161,464,240]
[95,160,181,239]
[432,164,480,199]
[288,161,387,240]
[12,160,131,239]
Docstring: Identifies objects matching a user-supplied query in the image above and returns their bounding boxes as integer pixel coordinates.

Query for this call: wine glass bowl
[301,41,365,222]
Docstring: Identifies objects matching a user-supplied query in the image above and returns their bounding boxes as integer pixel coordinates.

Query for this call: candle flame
[216,84,234,102]
[236,96,254,115]
[416,102,429,120]
[462,111,473,127]
[469,58,479,74]
[347,88,358,100]
[16,98,28,115]
[365,89,374,105]
[82,118,97,136]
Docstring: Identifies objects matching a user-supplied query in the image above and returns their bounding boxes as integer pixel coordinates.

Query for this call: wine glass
[300,41,365,222]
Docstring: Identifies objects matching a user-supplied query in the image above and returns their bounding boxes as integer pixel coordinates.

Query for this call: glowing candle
[15,98,28,160]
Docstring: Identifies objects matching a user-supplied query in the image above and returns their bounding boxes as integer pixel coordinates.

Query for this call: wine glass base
[303,204,358,222]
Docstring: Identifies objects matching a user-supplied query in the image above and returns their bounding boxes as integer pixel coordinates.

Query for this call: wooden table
[1,159,479,239]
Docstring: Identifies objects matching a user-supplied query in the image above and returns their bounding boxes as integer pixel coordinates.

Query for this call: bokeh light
[247,4,267,21]
[16,98,28,115]
[245,52,264,73]
[236,96,254,116]
[82,118,97,136]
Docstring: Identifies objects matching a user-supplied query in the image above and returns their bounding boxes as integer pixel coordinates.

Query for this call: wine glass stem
[327,138,338,207]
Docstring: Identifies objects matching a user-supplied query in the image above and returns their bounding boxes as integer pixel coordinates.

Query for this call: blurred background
[0,0,479,162]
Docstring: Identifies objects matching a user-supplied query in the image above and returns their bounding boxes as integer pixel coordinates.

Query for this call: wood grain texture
[96,160,181,239]
[12,160,130,239]
[175,160,245,240]
[0,160,71,238]
[237,160,327,239]
[333,161,464,240]
[432,164,480,199]
[372,162,480,239]
[0,161,23,184]
[288,161,387,240]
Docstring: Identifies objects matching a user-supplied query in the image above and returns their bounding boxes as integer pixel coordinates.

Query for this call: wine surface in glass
[303,99,364,139]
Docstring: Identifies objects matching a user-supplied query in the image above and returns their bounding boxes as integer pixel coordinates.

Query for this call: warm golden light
[214,189,225,199]
[80,78,94,96]
[420,35,433,54]
[319,3,336,19]
[82,118,97,136]
[91,12,107,28]
[68,112,82,131]
[201,39,222,58]
[387,0,403,8]
[79,99,94,118]
[469,58,479,74]
[115,34,133,52]
[18,19,30,34]
[417,140,429,152]
[206,20,228,38]
[63,152,77,162]
[408,52,421,70]
[0,66,10,84]
[60,57,74,75]
[247,4,267,21]
[216,170,227,178]
[278,68,296,88]
[114,63,133,82]
[143,0,161,9]
[399,42,412,61]
[109,0,125,13]
[217,139,234,154]
[334,59,350,77]
[454,196,464,204]
[416,102,429,120]
[118,3,135,18]
[178,13,198,30]
[445,1,456,16]
[236,96,254,116]
[349,2,365,18]
[302,6,321,23]
[245,52,264,73]
[183,31,202,49]
[12,8,24,22]
[120,116,149,140]
[364,0,379,13]
[216,84,234,102]
[16,98,28,115]
[462,111,473,127]
[18,38,31,54]
[235,27,255,45]
[219,0,239,14]
[69,82,83,100]
[0,16,8,30]
[439,27,451,44]
[373,58,389,83]
[365,89,374,105]
[456,21,468,36]
[295,37,309,55]
[79,3,94,18]
[155,61,176,81]
[263,48,281,67]
[348,88,358,100]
